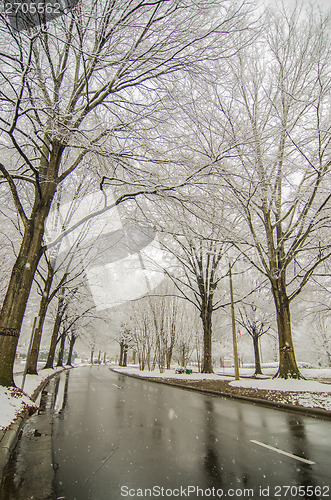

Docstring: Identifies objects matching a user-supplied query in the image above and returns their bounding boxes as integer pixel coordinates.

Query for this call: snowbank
[0,367,66,431]
[229,378,331,393]
[113,365,331,412]
[113,365,331,389]
[113,366,230,381]
[0,386,36,431]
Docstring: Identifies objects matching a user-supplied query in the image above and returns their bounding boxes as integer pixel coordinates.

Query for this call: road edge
[111,368,331,420]
[0,367,70,490]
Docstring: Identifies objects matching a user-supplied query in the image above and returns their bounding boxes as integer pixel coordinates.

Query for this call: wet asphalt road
[3,366,331,500]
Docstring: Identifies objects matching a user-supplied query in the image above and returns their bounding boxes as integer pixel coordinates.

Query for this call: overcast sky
[263,0,330,11]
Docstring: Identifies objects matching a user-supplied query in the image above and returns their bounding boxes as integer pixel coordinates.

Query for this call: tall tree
[0,0,250,386]
[176,4,331,377]
[238,303,270,376]
[155,205,231,373]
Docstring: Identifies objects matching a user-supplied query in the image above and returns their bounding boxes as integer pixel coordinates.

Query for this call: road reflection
[287,415,319,500]
[3,366,330,500]
[203,399,224,485]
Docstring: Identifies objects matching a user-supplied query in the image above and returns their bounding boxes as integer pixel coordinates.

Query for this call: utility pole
[229,262,240,380]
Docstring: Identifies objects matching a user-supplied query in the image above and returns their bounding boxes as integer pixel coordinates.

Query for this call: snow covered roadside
[229,378,331,393]
[112,365,331,413]
[230,378,331,411]
[113,365,231,381]
[0,367,66,431]
[216,366,331,380]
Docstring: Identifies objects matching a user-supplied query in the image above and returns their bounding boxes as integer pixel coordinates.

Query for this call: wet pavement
[1,377,57,499]
[2,366,331,500]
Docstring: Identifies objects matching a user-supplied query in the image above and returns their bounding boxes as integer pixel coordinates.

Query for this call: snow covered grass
[0,367,66,431]
[113,364,331,385]
[301,368,331,379]
[215,366,331,379]
[229,378,331,393]
[112,365,331,412]
[286,393,331,411]
[0,386,37,431]
[113,365,230,381]
[229,377,331,411]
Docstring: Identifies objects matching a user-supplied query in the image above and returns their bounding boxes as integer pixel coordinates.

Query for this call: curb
[0,367,69,490]
[111,369,331,420]
[0,415,25,489]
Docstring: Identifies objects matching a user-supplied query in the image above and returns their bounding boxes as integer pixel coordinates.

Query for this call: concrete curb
[0,415,25,488]
[0,367,69,490]
[111,369,331,420]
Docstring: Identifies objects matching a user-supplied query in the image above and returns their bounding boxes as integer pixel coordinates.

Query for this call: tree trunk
[180,344,186,367]
[119,343,123,366]
[27,262,54,375]
[123,345,128,367]
[66,335,76,366]
[196,336,201,373]
[90,350,94,365]
[43,291,65,370]
[0,144,62,386]
[146,344,151,371]
[166,326,176,370]
[151,344,158,370]
[56,333,66,367]
[0,219,46,385]
[158,336,165,373]
[166,346,172,370]
[252,334,263,376]
[139,357,143,370]
[119,342,129,367]
[272,277,302,379]
[201,306,213,373]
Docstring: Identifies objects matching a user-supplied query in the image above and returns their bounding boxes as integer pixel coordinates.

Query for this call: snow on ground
[113,364,331,386]
[301,368,331,379]
[0,386,36,432]
[113,365,231,381]
[113,365,331,412]
[229,376,331,411]
[286,393,331,412]
[229,378,331,393]
[0,367,65,431]
[215,366,331,379]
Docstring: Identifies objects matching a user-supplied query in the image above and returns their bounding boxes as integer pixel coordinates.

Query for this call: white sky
[263,0,330,10]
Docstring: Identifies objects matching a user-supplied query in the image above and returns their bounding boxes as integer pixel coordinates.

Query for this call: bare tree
[27,179,125,374]
[155,205,232,373]
[66,327,78,367]
[130,284,200,371]
[310,312,331,368]
[238,303,270,376]
[174,4,330,378]
[43,283,67,369]
[117,326,135,368]
[0,0,251,386]
[49,290,99,368]
[132,306,154,371]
